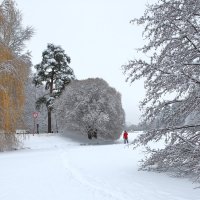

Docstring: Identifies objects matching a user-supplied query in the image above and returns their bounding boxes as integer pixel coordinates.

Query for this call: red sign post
[32,112,38,135]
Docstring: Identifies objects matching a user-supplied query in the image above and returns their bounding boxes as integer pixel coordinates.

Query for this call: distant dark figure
[87,126,97,139]
[51,130,53,133]
[92,129,97,139]
[88,132,92,139]
[88,126,92,139]
[123,130,128,144]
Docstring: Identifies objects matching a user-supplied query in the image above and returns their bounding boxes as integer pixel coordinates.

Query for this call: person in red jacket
[123,130,128,144]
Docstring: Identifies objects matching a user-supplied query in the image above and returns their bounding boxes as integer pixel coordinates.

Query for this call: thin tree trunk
[48,110,51,133]
[48,70,54,133]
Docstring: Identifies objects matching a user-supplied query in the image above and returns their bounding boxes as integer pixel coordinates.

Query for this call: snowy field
[0,132,200,200]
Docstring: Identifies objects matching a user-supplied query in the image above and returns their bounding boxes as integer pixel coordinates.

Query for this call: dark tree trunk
[48,70,54,133]
[48,110,51,133]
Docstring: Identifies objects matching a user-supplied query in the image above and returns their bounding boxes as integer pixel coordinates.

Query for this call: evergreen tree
[33,43,75,133]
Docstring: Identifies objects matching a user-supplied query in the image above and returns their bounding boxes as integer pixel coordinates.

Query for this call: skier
[123,130,128,144]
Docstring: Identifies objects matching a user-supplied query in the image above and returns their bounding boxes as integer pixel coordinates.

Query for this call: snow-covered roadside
[0,133,200,200]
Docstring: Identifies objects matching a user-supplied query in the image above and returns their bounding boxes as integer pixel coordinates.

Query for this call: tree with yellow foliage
[0,0,33,151]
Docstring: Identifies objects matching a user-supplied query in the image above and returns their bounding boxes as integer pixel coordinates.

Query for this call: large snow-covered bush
[55,78,125,140]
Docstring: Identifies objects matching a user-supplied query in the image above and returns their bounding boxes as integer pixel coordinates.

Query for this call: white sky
[15,0,151,125]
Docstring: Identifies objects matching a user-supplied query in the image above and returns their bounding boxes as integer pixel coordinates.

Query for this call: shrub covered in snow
[55,78,125,140]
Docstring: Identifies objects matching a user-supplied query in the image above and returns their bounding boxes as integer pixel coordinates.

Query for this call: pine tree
[33,43,75,133]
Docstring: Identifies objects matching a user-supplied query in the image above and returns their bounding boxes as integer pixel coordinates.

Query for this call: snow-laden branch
[123,0,200,181]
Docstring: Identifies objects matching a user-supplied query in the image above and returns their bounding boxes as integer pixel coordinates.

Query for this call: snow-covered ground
[0,132,200,200]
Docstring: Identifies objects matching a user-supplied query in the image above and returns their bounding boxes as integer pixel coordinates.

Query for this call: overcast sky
[15,0,152,125]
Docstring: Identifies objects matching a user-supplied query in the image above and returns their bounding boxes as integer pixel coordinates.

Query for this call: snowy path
[0,133,200,200]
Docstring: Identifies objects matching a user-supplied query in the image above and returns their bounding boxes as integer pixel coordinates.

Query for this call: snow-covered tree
[33,43,75,133]
[0,0,33,55]
[23,76,48,133]
[0,0,33,151]
[123,0,200,180]
[55,78,125,140]
[24,75,59,134]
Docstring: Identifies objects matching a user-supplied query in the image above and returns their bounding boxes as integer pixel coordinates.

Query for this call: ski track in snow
[59,145,198,200]
[0,133,200,200]
[60,150,127,200]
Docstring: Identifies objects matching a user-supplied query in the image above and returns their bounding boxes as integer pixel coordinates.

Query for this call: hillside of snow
[0,132,200,200]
